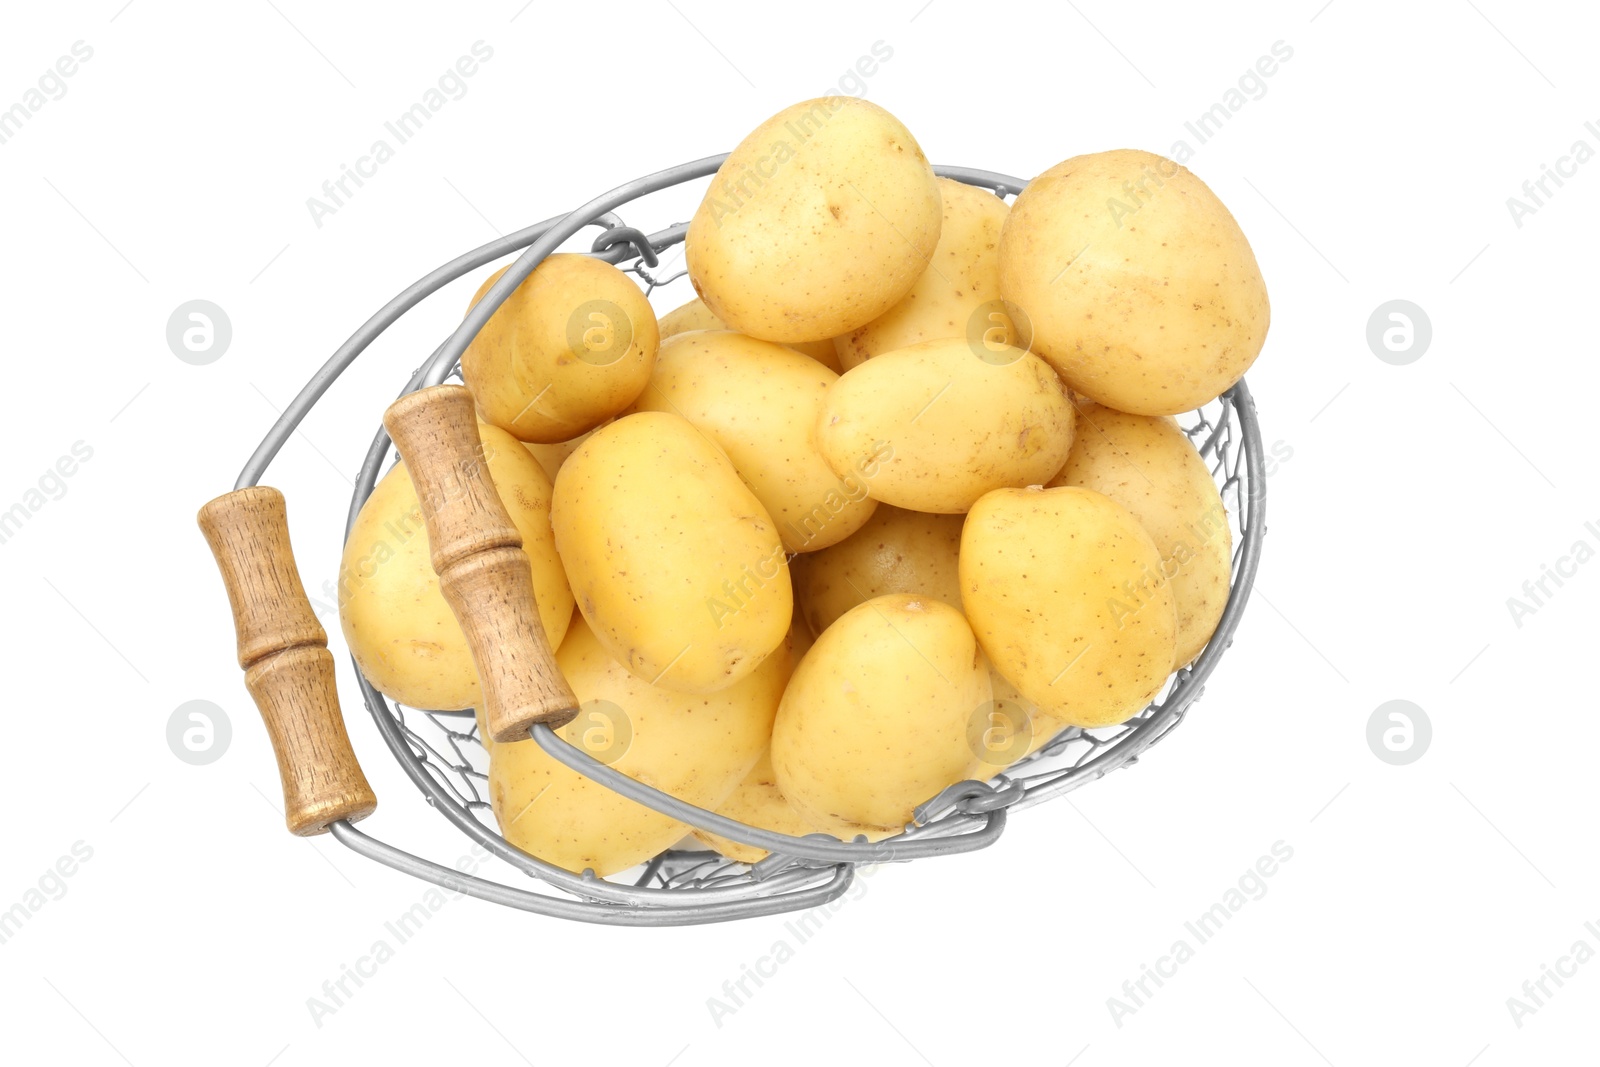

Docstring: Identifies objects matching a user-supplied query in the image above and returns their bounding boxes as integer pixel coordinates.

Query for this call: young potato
[816,336,1076,513]
[834,177,1015,369]
[521,421,607,484]
[999,150,1269,416]
[961,486,1177,728]
[630,331,877,552]
[687,97,941,343]
[489,614,789,876]
[552,411,792,694]
[689,748,823,864]
[462,254,660,443]
[792,504,963,636]
[970,670,1066,780]
[1051,403,1231,668]
[658,296,842,372]
[772,595,991,834]
[339,424,574,711]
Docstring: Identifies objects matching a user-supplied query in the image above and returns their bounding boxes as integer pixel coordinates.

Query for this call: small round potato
[961,486,1178,728]
[999,150,1270,416]
[658,296,842,372]
[489,613,789,876]
[630,331,877,552]
[687,97,941,343]
[689,747,822,864]
[815,337,1076,513]
[772,594,991,834]
[1051,403,1231,668]
[462,253,660,443]
[792,504,963,637]
[834,177,1015,369]
[552,411,792,694]
[339,423,574,711]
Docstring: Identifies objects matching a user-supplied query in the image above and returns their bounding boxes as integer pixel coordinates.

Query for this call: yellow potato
[339,424,574,711]
[521,421,606,484]
[462,254,659,443]
[792,504,963,636]
[970,671,1066,780]
[488,614,787,876]
[772,595,991,834]
[689,749,822,864]
[1051,403,1231,668]
[630,331,877,552]
[816,337,1075,513]
[998,150,1270,415]
[687,97,941,343]
[961,486,1177,728]
[552,411,792,693]
[834,177,1015,369]
[658,297,842,372]
[788,506,1048,746]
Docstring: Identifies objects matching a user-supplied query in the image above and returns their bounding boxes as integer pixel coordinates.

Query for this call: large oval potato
[462,254,660,443]
[961,486,1177,728]
[339,423,574,710]
[772,595,991,834]
[552,411,792,693]
[998,150,1269,415]
[630,331,877,552]
[687,97,941,343]
[834,177,1015,369]
[1051,403,1231,668]
[489,614,789,876]
[658,296,842,372]
[816,337,1076,513]
[792,504,963,636]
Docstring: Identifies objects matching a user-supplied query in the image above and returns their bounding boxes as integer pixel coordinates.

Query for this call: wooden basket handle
[197,487,377,836]
[382,385,578,742]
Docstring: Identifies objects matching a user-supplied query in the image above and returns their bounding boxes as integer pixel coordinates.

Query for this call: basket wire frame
[235,155,1266,925]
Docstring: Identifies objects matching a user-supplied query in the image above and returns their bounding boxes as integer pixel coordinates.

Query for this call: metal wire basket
[212,154,1266,926]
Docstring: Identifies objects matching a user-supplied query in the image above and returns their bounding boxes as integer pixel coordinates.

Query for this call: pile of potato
[338,97,1269,875]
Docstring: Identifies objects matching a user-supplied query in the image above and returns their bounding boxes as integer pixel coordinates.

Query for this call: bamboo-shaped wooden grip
[383,385,578,742]
[198,487,377,836]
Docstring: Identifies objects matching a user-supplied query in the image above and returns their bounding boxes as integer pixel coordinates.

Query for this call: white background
[1,1,1596,1063]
